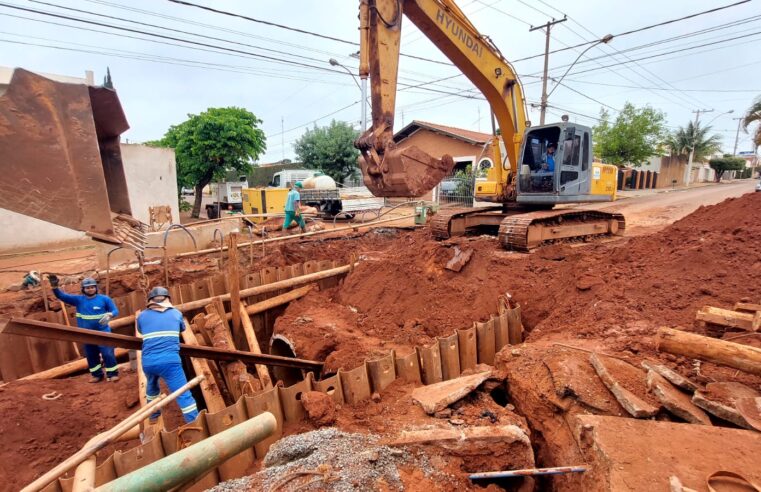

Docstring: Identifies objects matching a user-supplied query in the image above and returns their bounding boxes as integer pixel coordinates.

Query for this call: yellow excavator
[354,0,624,250]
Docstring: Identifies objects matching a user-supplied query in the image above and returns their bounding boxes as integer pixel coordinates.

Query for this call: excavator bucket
[0,68,141,246]
[358,145,456,197]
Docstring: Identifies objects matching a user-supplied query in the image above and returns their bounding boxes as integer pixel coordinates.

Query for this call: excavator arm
[356,0,528,199]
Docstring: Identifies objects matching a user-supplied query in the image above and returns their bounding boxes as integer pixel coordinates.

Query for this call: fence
[435,170,476,208]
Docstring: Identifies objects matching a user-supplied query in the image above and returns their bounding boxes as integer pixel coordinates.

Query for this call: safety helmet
[81,277,97,293]
[294,181,303,189]
[29,271,40,282]
[147,286,171,302]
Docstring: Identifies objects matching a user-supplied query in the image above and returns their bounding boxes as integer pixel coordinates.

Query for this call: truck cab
[269,170,317,188]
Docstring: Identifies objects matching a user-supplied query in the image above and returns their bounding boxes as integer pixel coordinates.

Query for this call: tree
[592,103,666,166]
[294,120,359,184]
[709,156,745,182]
[742,96,761,150]
[663,121,722,163]
[151,107,266,218]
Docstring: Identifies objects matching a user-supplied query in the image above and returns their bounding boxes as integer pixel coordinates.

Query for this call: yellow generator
[590,162,618,199]
[241,188,289,223]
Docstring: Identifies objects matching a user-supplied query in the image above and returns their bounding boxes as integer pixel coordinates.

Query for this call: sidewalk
[616,181,723,199]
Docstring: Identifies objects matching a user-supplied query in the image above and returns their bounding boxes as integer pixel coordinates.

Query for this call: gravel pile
[238,428,439,491]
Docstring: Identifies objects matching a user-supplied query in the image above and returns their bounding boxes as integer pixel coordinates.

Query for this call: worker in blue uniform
[137,286,199,423]
[283,181,306,233]
[48,275,120,382]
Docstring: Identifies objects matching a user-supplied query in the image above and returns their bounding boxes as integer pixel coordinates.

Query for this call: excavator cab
[516,123,607,204]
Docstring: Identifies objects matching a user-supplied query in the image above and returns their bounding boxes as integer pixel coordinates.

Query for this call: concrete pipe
[94,412,277,492]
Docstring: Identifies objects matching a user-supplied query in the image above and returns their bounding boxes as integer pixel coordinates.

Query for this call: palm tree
[742,96,761,150]
[663,121,722,162]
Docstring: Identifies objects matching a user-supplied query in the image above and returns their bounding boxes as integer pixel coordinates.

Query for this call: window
[478,158,493,177]
[562,135,581,166]
[272,175,280,187]
[582,132,589,171]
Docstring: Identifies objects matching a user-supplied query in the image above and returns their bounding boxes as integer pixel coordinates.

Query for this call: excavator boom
[356,0,528,199]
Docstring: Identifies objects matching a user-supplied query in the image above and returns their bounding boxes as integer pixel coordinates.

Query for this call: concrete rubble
[411,371,491,414]
[646,371,712,425]
[590,354,660,418]
[692,382,761,429]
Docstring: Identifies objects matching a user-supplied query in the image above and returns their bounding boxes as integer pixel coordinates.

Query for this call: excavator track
[498,209,626,251]
[430,206,504,239]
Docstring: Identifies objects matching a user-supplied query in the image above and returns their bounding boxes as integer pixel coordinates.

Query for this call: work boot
[89,376,103,384]
[107,375,120,382]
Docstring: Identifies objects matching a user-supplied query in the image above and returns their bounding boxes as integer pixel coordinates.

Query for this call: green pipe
[95,412,277,492]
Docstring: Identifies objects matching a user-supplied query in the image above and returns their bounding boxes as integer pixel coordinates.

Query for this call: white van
[269,169,318,188]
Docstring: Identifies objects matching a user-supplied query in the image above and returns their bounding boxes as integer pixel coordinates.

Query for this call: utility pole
[732,116,743,156]
[281,116,285,161]
[530,16,567,126]
[684,108,713,186]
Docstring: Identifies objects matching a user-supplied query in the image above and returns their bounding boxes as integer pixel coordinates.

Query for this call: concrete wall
[121,144,180,225]
[0,66,93,96]
[0,144,180,253]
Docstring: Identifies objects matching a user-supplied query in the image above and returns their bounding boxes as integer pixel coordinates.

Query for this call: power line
[512,0,751,62]
[165,0,453,67]
[557,79,761,93]
[0,3,474,97]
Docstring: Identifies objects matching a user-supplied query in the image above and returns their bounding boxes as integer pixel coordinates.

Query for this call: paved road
[585,180,757,236]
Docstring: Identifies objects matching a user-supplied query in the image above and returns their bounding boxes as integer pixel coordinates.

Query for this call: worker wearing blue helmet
[137,286,199,423]
[48,275,120,382]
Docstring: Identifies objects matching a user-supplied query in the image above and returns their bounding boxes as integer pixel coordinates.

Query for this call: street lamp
[539,34,613,124]
[329,58,368,131]
[685,109,733,185]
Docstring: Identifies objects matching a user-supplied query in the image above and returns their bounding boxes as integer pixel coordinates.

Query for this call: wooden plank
[656,327,761,376]
[228,232,244,349]
[181,318,227,413]
[202,309,259,400]
[21,348,130,380]
[239,304,273,389]
[735,302,761,313]
[696,306,756,331]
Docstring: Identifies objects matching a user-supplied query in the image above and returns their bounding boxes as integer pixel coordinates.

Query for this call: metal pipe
[469,466,587,480]
[212,228,225,268]
[94,412,277,492]
[161,224,198,288]
[105,246,126,296]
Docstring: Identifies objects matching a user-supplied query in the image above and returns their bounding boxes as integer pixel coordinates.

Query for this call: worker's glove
[48,274,59,288]
[99,313,114,326]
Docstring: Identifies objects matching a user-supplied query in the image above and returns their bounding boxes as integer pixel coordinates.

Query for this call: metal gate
[435,170,476,207]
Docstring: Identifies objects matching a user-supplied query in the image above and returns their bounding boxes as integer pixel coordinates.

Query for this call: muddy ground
[1,187,760,490]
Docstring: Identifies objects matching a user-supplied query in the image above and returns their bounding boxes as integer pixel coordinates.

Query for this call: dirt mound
[528,192,761,347]
[0,369,186,490]
[278,191,761,373]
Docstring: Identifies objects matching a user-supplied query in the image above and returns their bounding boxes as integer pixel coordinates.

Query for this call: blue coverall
[137,308,199,423]
[53,288,119,379]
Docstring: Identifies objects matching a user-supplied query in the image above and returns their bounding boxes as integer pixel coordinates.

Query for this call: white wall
[0,144,179,253]
[121,144,180,224]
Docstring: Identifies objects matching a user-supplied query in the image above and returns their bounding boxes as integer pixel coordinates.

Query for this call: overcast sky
[1,0,759,163]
